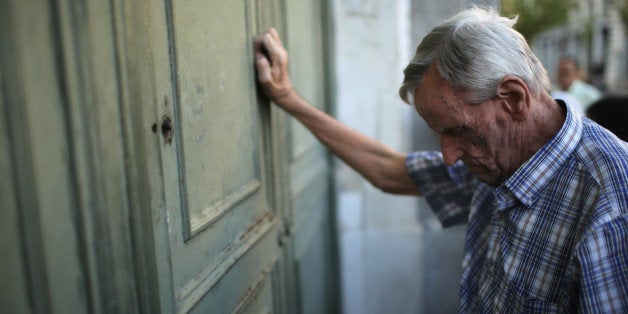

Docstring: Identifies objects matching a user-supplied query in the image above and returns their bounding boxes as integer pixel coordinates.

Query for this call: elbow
[368,175,422,196]
[369,177,398,194]
[360,152,422,196]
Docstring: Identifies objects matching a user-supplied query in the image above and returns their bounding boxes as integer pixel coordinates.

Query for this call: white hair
[399,7,550,104]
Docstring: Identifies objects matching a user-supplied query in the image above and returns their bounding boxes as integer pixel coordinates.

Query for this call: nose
[440,135,464,166]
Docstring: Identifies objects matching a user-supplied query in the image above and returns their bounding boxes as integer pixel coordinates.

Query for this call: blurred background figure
[586,96,628,142]
[551,89,585,115]
[556,57,603,110]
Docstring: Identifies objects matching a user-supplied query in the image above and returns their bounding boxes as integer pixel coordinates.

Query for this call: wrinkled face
[413,67,512,186]
[557,60,577,90]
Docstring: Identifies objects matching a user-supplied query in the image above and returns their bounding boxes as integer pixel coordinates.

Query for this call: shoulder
[578,119,628,173]
[575,119,628,214]
[572,123,628,270]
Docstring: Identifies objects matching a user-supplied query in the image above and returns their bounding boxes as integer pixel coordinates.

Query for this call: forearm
[253,29,419,195]
[275,91,421,195]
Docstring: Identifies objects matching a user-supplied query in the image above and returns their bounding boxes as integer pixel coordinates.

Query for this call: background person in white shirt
[551,90,584,115]
[556,57,602,110]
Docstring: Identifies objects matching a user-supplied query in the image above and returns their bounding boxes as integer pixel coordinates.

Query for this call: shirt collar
[495,99,583,210]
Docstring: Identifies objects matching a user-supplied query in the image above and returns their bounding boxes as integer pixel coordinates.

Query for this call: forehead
[412,67,467,132]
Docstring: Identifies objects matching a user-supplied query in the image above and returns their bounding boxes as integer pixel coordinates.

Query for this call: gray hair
[399,7,550,104]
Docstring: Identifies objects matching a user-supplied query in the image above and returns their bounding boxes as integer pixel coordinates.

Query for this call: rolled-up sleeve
[406,151,478,227]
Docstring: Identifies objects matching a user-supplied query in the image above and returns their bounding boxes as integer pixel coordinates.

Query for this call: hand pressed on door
[254,28,294,104]
[252,28,420,196]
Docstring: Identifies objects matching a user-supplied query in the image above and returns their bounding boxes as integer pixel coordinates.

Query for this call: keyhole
[161,115,173,144]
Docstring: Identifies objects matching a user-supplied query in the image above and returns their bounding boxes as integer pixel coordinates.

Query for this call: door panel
[0,55,31,314]
[286,0,326,159]
[1,0,338,312]
[169,0,264,239]
[0,1,90,313]
[2,0,169,312]
[156,0,280,312]
[284,1,339,313]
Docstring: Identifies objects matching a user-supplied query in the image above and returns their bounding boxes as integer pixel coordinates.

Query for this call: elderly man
[254,7,628,313]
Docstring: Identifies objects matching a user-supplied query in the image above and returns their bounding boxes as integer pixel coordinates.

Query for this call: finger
[262,33,284,64]
[254,29,272,49]
[255,52,272,82]
[253,40,265,59]
[253,33,266,51]
[255,28,278,46]
[254,33,273,65]
[269,28,283,46]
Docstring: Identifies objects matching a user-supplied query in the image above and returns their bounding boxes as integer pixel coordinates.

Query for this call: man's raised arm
[254,28,420,196]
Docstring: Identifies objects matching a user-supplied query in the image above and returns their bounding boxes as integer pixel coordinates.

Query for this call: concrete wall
[331,1,421,313]
[332,1,496,313]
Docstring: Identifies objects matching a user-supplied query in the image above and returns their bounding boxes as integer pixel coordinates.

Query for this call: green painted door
[282,1,340,313]
[146,0,339,313]
[150,1,283,312]
[1,0,338,313]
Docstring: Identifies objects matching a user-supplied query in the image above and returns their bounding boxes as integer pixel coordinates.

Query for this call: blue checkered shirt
[407,102,628,313]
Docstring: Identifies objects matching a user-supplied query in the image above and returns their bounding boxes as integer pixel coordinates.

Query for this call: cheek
[474,119,505,152]
[461,128,492,155]
[462,136,501,170]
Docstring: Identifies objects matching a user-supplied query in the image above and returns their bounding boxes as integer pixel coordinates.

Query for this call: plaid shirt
[407,102,628,313]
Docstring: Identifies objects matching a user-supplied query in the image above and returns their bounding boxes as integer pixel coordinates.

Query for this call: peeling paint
[239,212,274,242]
[186,105,203,123]
[196,128,207,142]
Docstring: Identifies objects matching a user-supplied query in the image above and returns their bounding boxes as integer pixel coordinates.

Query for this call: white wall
[331,1,498,313]
[331,0,424,313]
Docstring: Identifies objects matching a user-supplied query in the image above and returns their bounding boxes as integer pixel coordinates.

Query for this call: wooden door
[146,0,339,313]
[281,1,340,313]
[0,0,338,313]
[149,0,282,312]
[1,0,145,312]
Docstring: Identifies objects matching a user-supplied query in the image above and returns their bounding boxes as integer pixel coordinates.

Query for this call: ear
[496,76,530,121]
